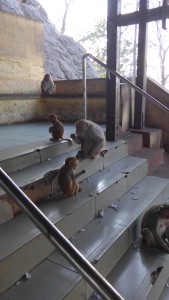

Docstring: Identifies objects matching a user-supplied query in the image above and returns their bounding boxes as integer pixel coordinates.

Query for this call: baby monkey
[141,203,169,253]
[58,157,85,196]
[48,114,73,146]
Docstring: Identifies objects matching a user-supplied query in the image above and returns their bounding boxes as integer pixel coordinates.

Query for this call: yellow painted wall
[0,98,45,124]
[0,11,44,94]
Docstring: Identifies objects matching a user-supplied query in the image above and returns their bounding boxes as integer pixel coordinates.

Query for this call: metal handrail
[0,167,124,300]
[82,53,169,120]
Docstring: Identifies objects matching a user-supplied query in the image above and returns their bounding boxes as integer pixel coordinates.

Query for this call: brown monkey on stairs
[141,203,169,253]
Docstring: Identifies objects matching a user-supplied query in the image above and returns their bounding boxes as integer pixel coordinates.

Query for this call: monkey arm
[49,126,53,133]
[153,231,169,253]
[75,170,85,179]
[41,82,47,93]
[70,134,82,145]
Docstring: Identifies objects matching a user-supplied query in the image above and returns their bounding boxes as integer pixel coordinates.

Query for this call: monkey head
[75,119,88,137]
[48,114,57,124]
[65,157,79,170]
[157,204,169,218]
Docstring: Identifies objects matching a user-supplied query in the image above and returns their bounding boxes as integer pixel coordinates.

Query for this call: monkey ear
[157,205,164,212]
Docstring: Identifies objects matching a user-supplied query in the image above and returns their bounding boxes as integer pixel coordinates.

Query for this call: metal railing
[82,53,169,120]
[0,167,124,300]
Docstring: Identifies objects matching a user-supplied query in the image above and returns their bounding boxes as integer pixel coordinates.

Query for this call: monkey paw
[70,133,76,139]
[76,150,85,160]
[100,149,108,157]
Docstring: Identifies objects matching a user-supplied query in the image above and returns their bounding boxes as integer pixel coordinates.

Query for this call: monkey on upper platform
[141,204,169,253]
[41,73,56,95]
[58,157,85,196]
[70,119,106,159]
[48,114,73,146]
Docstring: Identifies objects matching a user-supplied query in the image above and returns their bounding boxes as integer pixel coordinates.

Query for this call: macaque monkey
[48,114,73,146]
[70,119,106,159]
[141,204,169,253]
[58,157,85,196]
[41,73,56,95]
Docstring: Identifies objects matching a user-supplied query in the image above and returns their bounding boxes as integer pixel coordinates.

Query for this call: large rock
[0,0,98,80]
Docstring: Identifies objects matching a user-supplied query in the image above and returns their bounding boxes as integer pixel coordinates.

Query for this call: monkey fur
[58,157,85,196]
[141,204,169,253]
[48,114,73,146]
[70,119,106,159]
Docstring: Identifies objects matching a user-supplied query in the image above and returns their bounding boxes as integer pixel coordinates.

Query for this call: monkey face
[44,74,50,81]
[76,120,88,137]
[48,114,57,123]
[65,157,79,169]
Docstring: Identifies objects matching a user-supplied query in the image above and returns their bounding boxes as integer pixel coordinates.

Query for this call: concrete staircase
[0,124,169,300]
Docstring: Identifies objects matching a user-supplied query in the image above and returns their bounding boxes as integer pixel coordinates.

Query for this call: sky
[38,0,107,39]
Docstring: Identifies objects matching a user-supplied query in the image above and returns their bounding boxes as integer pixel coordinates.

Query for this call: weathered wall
[0,96,106,125]
[43,98,106,124]
[0,78,106,125]
[0,98,44,124]
[0,11,44,93]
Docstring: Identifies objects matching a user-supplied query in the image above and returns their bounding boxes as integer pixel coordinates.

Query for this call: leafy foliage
[79,19,134,77]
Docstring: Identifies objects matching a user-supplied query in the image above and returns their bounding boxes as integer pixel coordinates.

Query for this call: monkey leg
[87,145,103,159]
[141,228,156,246]
[76,150,85,159]
[142,228,169,252]
[154,231,169,253]
[64,180,79,196]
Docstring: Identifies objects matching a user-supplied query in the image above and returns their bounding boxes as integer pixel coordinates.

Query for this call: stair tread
[0,139,127,196]
[47,175,169,272]
[0,259,81,300]
[105,241,169,300]
[1,175,169,299]
[0,155,148,260]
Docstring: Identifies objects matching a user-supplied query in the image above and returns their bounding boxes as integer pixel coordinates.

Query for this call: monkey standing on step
[48,114,73,146]
[58,157,85,196]
[70,119,106,159]
[141,204,169,253]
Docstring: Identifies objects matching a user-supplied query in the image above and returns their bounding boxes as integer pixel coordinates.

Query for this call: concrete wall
[0,98,44,124]
[0,78,107,125]
[0,11,44,94]
[43,97,106,124]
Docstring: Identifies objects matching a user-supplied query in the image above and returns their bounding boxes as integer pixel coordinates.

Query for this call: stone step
[0,140,128,224]
[1,175,169,299]
[132,147,164,174]
[159,276,169,300]
[102,239,169,300]
[0,137,79,174]
[0,155,148,293]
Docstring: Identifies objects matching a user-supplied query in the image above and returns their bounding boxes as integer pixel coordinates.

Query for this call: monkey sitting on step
[48,114,73,146]
[141,204,169,253]
[58,157,85,196]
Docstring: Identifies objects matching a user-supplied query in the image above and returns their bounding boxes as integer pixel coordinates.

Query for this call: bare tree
[60,0,74,34]
[148,20,169,87]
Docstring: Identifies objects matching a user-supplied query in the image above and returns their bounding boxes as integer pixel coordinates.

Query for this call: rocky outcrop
[0,0,98,80]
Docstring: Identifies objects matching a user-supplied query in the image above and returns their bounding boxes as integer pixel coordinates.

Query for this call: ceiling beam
[117,6,169,27]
